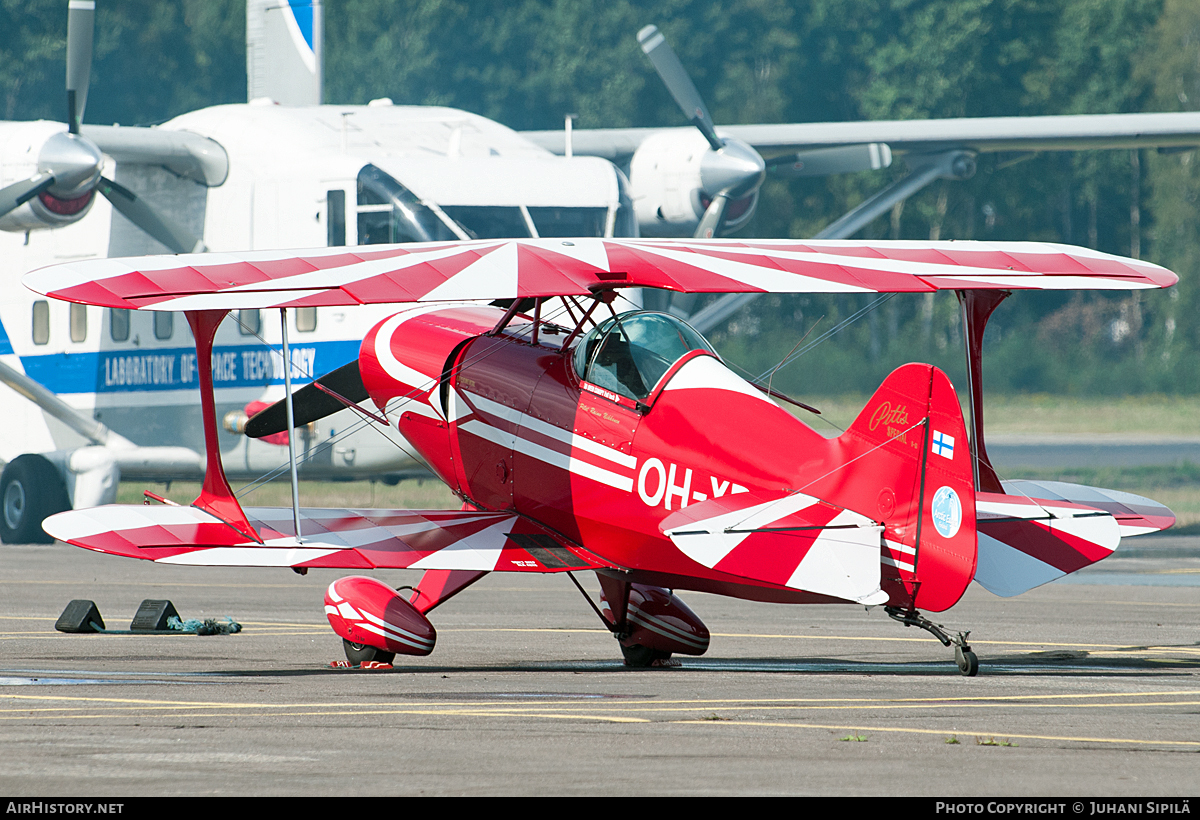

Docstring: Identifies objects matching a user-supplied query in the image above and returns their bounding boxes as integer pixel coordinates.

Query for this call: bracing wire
[228,297,587,501]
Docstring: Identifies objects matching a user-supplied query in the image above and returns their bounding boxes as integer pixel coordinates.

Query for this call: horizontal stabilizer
[661,491,887,605]
[42,504,612,573]
[1001,480,1174,537]
[974,492,1122,597]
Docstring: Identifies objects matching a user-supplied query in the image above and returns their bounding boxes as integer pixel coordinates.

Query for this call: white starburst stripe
[627,244,874,293]
[155,546,341,566]
[407,518,516,571]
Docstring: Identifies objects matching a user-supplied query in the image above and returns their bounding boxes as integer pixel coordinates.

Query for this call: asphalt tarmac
[1,534,1198,797]
[989,436,1200,469]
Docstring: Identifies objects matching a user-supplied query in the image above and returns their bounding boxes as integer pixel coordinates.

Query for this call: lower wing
[42,505,613,573]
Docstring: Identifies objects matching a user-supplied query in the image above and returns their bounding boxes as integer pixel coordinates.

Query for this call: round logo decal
[931,486,963,539]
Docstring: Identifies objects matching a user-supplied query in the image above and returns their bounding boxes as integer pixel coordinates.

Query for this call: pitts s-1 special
[27,238,1177,675]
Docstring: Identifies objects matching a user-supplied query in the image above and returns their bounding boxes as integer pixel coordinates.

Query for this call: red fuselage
[359,305,973,609]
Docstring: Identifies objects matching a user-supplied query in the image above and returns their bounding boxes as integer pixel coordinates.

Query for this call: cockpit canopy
[572,311,716,401]
[356,162,636,245]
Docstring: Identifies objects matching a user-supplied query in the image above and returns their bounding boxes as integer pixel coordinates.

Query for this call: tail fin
[247,0,323,105]
[816,363,976,612]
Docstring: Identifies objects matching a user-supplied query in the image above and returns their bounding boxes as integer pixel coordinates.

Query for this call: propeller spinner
[0,0,205,252]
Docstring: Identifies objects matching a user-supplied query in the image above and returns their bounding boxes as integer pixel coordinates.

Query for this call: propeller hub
[700,137,766,199]
[39,132,103,200]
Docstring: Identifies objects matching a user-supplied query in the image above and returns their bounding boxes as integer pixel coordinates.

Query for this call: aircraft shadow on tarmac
[103,648,1197,680]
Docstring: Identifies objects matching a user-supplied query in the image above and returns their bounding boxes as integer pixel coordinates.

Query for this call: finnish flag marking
[932,430,955,459]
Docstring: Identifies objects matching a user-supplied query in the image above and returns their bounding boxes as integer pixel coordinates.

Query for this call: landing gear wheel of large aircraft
[0,454,70,544]
[620,642,672,668]
[342,639,395,666]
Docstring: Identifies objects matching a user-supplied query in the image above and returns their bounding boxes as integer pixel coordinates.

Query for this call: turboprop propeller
[637,25,766,238]
[636,25,891,239]
[0,0,205,253]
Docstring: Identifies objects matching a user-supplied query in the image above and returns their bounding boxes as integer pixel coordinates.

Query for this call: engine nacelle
[324,576,436,656]
[628,130,758,237]
[0,122,101,232]
[600,582,711,657]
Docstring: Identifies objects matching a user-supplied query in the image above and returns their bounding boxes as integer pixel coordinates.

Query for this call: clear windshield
[357,164,458,243]
[573,312,715,400]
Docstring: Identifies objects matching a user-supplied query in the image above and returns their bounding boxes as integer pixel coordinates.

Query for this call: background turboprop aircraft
[0,0,1198,543]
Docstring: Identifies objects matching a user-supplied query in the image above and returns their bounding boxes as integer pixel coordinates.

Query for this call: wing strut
[185,310,261,543]
[280,308,304,543]
[956,289,1010,493]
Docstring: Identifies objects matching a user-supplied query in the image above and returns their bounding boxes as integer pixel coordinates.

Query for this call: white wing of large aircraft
[0,9,1197,544]
[522,25,1200,245]
[522,25,1200,329]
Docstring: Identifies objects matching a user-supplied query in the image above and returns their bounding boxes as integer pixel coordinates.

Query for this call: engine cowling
[0,122,101,232]
[627,130,758,237]
[324,576,436,657]
[359,304,503,488]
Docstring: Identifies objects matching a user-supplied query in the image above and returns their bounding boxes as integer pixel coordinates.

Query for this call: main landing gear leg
[568,573,669,667]
[886,606,978,677]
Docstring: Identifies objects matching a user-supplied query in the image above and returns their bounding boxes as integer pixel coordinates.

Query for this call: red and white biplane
[26,238,1178,675]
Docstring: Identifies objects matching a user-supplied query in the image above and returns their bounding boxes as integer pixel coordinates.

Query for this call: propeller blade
[245,361,370,439]
[0,173,55,219]
[694,194,728,239]
[66,0,95,134]
[97,176,206,253]
[637,25,722,151]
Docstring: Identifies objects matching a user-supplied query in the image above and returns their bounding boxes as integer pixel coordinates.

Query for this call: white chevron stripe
[458,419,634,492]
[627,603,707,650]
[360,610,436,649]
[467,391,636,469]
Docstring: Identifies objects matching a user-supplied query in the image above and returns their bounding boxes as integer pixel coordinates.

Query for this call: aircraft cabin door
[445,336,546,512]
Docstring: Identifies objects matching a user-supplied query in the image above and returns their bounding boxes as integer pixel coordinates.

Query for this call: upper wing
[24,237,1175,311]
[42,504,615,572]
[523,112,1200,164]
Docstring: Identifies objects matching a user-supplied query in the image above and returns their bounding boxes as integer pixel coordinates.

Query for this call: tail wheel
[0,454,70,544]
[342,638,395,666]
[955,645,979,677]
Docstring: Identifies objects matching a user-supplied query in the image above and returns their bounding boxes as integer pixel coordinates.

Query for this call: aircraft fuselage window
[69,303,87,343]
[572,311,715,401]
[32,301,49,345]
[238,309,261,336]
[296,307,317,333]
[154,312,173,340]
[110,309,130,342]
[327,190,346,247]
